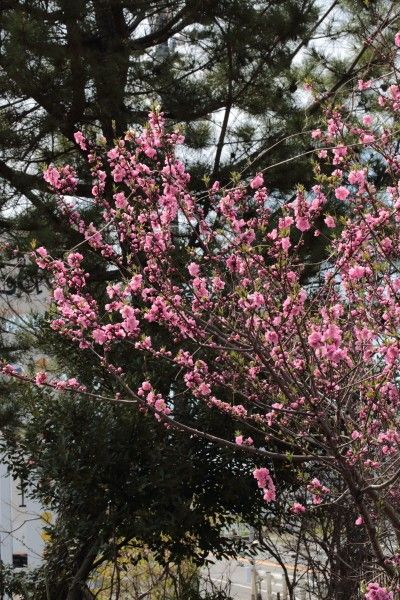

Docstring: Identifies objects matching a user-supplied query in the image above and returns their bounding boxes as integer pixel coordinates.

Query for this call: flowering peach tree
[4,40,400,599]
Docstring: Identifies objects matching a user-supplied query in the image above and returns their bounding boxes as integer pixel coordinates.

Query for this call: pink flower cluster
[365,582,393,600]
[1,77,397,579]
[253,467,276,503]
[307,478,330,505]
[43,165,78,194]
[291,502,306,515]
[137,381,171,420]
[235,435,253,446]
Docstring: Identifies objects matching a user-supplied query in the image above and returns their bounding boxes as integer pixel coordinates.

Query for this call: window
[13,554,28,568]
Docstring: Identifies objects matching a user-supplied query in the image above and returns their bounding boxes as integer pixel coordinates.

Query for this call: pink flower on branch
[253,467,276,503]
[43,165,78,194]
[250,173,264,189]
[1,88,399,579]
[291,502,306,514]
[335,186,350,201]
[365,583,393,600]
[324,215,336,228]
[73,131,88,151]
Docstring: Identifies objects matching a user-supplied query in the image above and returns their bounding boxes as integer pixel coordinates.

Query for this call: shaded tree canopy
[0,378,270,599]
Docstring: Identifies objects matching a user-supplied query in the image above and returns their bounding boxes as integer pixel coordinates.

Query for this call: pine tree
[0,0,327,212]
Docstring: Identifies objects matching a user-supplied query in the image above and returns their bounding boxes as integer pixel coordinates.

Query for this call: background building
[0,255,49,573]
[0,465,46,571]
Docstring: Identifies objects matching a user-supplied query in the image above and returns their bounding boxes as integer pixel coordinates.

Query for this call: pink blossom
[193,277,208,299]
[36,247,48,258]
[250,173,264,189]
[107,147,119,161]
[53,287,64,302]
[263,486,276,502]
[138,381,152,396]
[335,186,350,201]
[358,79,372,91]
[308,477,330,504]
[92,328,107,345]
[291,502,306,514]
[355,515,364,525]
[212,276,225,291]
[197,382,211,396]
[333,144,347,164]
[253,467,270,488]
[365,582,393,600]
[360,133,375,144]
[73,131,87,150]
[188,262,200,277]
[246,291,265,309]
[122,312,139,335]
[308,330,322,348]
[295,216,311,232]
[67,252,83,267]
[348,265,367,280]
[236,435,253,446]
[395,32,400,48]
[35,372,47,385]
[327,117,341,136]
[348,170,366,186]
[128,274,143,293]
[114,192,127,209]
[43,165,77,193]
[324,215,336,228]
[253,467,276,503]
[65,378,80,389]
[265,330,278,344]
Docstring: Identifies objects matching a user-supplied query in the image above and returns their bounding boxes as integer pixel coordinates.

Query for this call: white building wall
[0,260,50,573]
[0,462,13,566]
[0,465,47,570]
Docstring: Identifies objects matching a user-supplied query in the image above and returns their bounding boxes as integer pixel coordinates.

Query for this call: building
[0,254,50,576]
[0,464,46,571]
